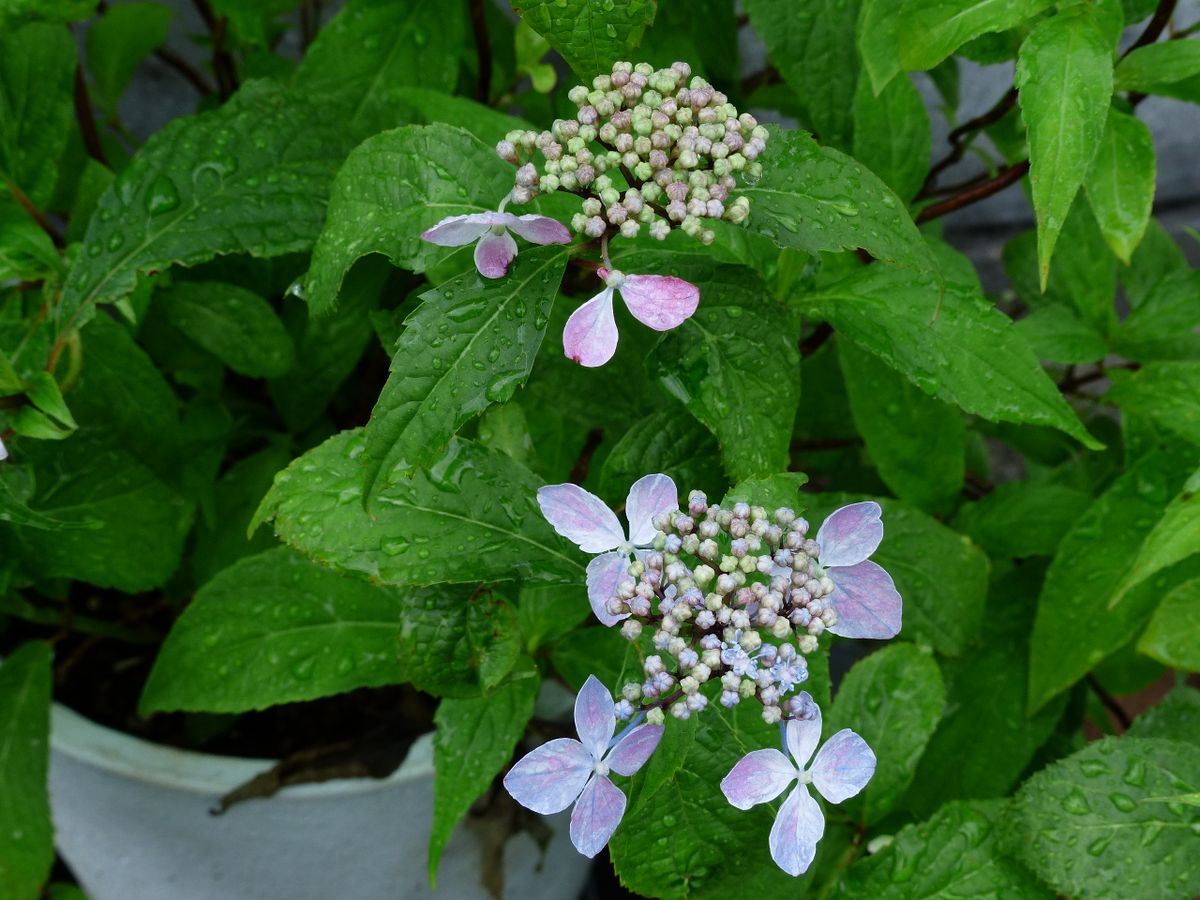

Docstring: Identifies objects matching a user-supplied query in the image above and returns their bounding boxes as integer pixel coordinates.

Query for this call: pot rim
[50,702,434,798]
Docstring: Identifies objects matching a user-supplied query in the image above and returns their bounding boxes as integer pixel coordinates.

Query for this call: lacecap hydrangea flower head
[420,60,768,368]
[505,475,902,873]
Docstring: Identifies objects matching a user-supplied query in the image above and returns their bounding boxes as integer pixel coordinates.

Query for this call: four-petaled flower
[504,675,664,858]
[420,209,571,279]
[721,694,876,876]
[563,267,699,367]
[815,501,903,639]
[537,473,678,625]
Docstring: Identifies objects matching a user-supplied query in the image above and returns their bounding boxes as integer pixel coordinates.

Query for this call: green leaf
[743,129,932,271]
[828,644,944,823]
[1028,450,1197,712]
[898,0,1056,72]
[842,800,1049,898]
[1114,270,1200,361]
[1013,303,1108,364]
[1016,6,1114,290]
[1107,362,1200,445]
[905,570,1069,818]
[0,0,94,29]
[510,0,658,79]
[0,471,96,531]
[723,472,811,513]
[596,406,724,507]
[24,372,75,431]
[838,338,964,514]
[58,81,352,336]
[1114,39,1200,92]
[0,196,61,284]
[1006,737,1200,899]
[295,0,466,139]
[362,245,567,492]
[1084,108,1155,264]
[952,481,1093,558]
[1109,467,1200,609]
[857,0,902,94]
[806,494,989,656]
[1129,686,1200,744]
[0,643,53,900]
[302,124,513,316]
[651,259,799,482]
[1138,577,1200,670]
[806,266,1101,450]
[744,0,859,149]
[429,670,539,883]
[516,582,590,651]
[254,429,585,587]
[398,585,521,697]
[0,23,76,206]
[86,2,173,114]
[384,87,534,142]
[158,281,295,378]
[852,72,931,201]
[140,548,422,713]
[1121,219,1187,310]
[549,625,641,691]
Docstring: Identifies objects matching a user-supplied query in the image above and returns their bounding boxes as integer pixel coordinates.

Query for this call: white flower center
[593,759,610,777]
[798,769,813,785]
[604,268,626,289]
[490,223,508,235]
[617,540,634,556]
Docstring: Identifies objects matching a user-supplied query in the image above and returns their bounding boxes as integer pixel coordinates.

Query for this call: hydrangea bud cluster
[611,494,840,726]
[495,60,768,246]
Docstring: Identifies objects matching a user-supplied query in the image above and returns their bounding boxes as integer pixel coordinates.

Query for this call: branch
[1087,674,1131,732]
[1123,0,1179,57]
[192,0,238,100]
[919,87,1018,198]
[798,322,833,357]
[914,160,1030,224]
[73,66,109,167]
[469,0,493,103]
[153,46,215,96]
[3,177,64,248]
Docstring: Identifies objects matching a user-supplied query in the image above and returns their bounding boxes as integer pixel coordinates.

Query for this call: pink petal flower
[785,704,823,768]
[816,501,884,568]
[503,738,593,814]
[569,775,627,858]
[827,560,902,639]
[624,473,678,546]
[606,724,664,776]
[721,748,798,810]
[563,287,619,367]
[585,551,632,626]
[768,784,825,877]
[536,483,624,553]
[505,213,572,245]
[574,675,617,760]
[420,212,497,246]
[810,728,876,804]
[474,229,519,279]
[618,274,700,331]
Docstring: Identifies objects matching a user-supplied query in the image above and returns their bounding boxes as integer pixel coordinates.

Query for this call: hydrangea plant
[1,1,1199,899]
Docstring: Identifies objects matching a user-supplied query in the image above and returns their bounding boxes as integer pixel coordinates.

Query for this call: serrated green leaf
[1138,578,1200,670]
[141,547,418,713]
[0,23,76,207]
[303,124,513,316]
[58,81,352,337]
[1013,303,1109,364]
[852,72,930,201]
[723,472,810,513]
[953,481,1093,558]
[806,494,989,655]
[745,0,859,149]
[0,643,53,900]
[1115,38,1200,92]
[1114,270,1200,361]
[429,670,539,883]
[1107,362,1200,445]
[1007,737,1200,899]
[827,644,944,823]
[254,429,585,587]
[842,799,1050,898]
[1028,451,1197,712]
[838,338,964,514]
[1121,219,1187,310]
[295,0,466,139]
[516,581,590,651]
[385,87,534,142]
[362,245,567,492]
[1085,108,1155,264]
[86,2,173,114]
[898,0,1056,71]
[806,266,1101,450]
[1128,686,1200,744]
[1016,6,1114,290]
[158,281,295,378]
[548,625,642,691]
[510,0,658,79]
[742,129,933,272]
[596,406,724,507]
[1109,467,1200,609]
[650,258,799,482]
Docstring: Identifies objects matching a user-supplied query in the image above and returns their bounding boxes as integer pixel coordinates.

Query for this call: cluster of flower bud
[495,60,765,246]
[609,492,841,727]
